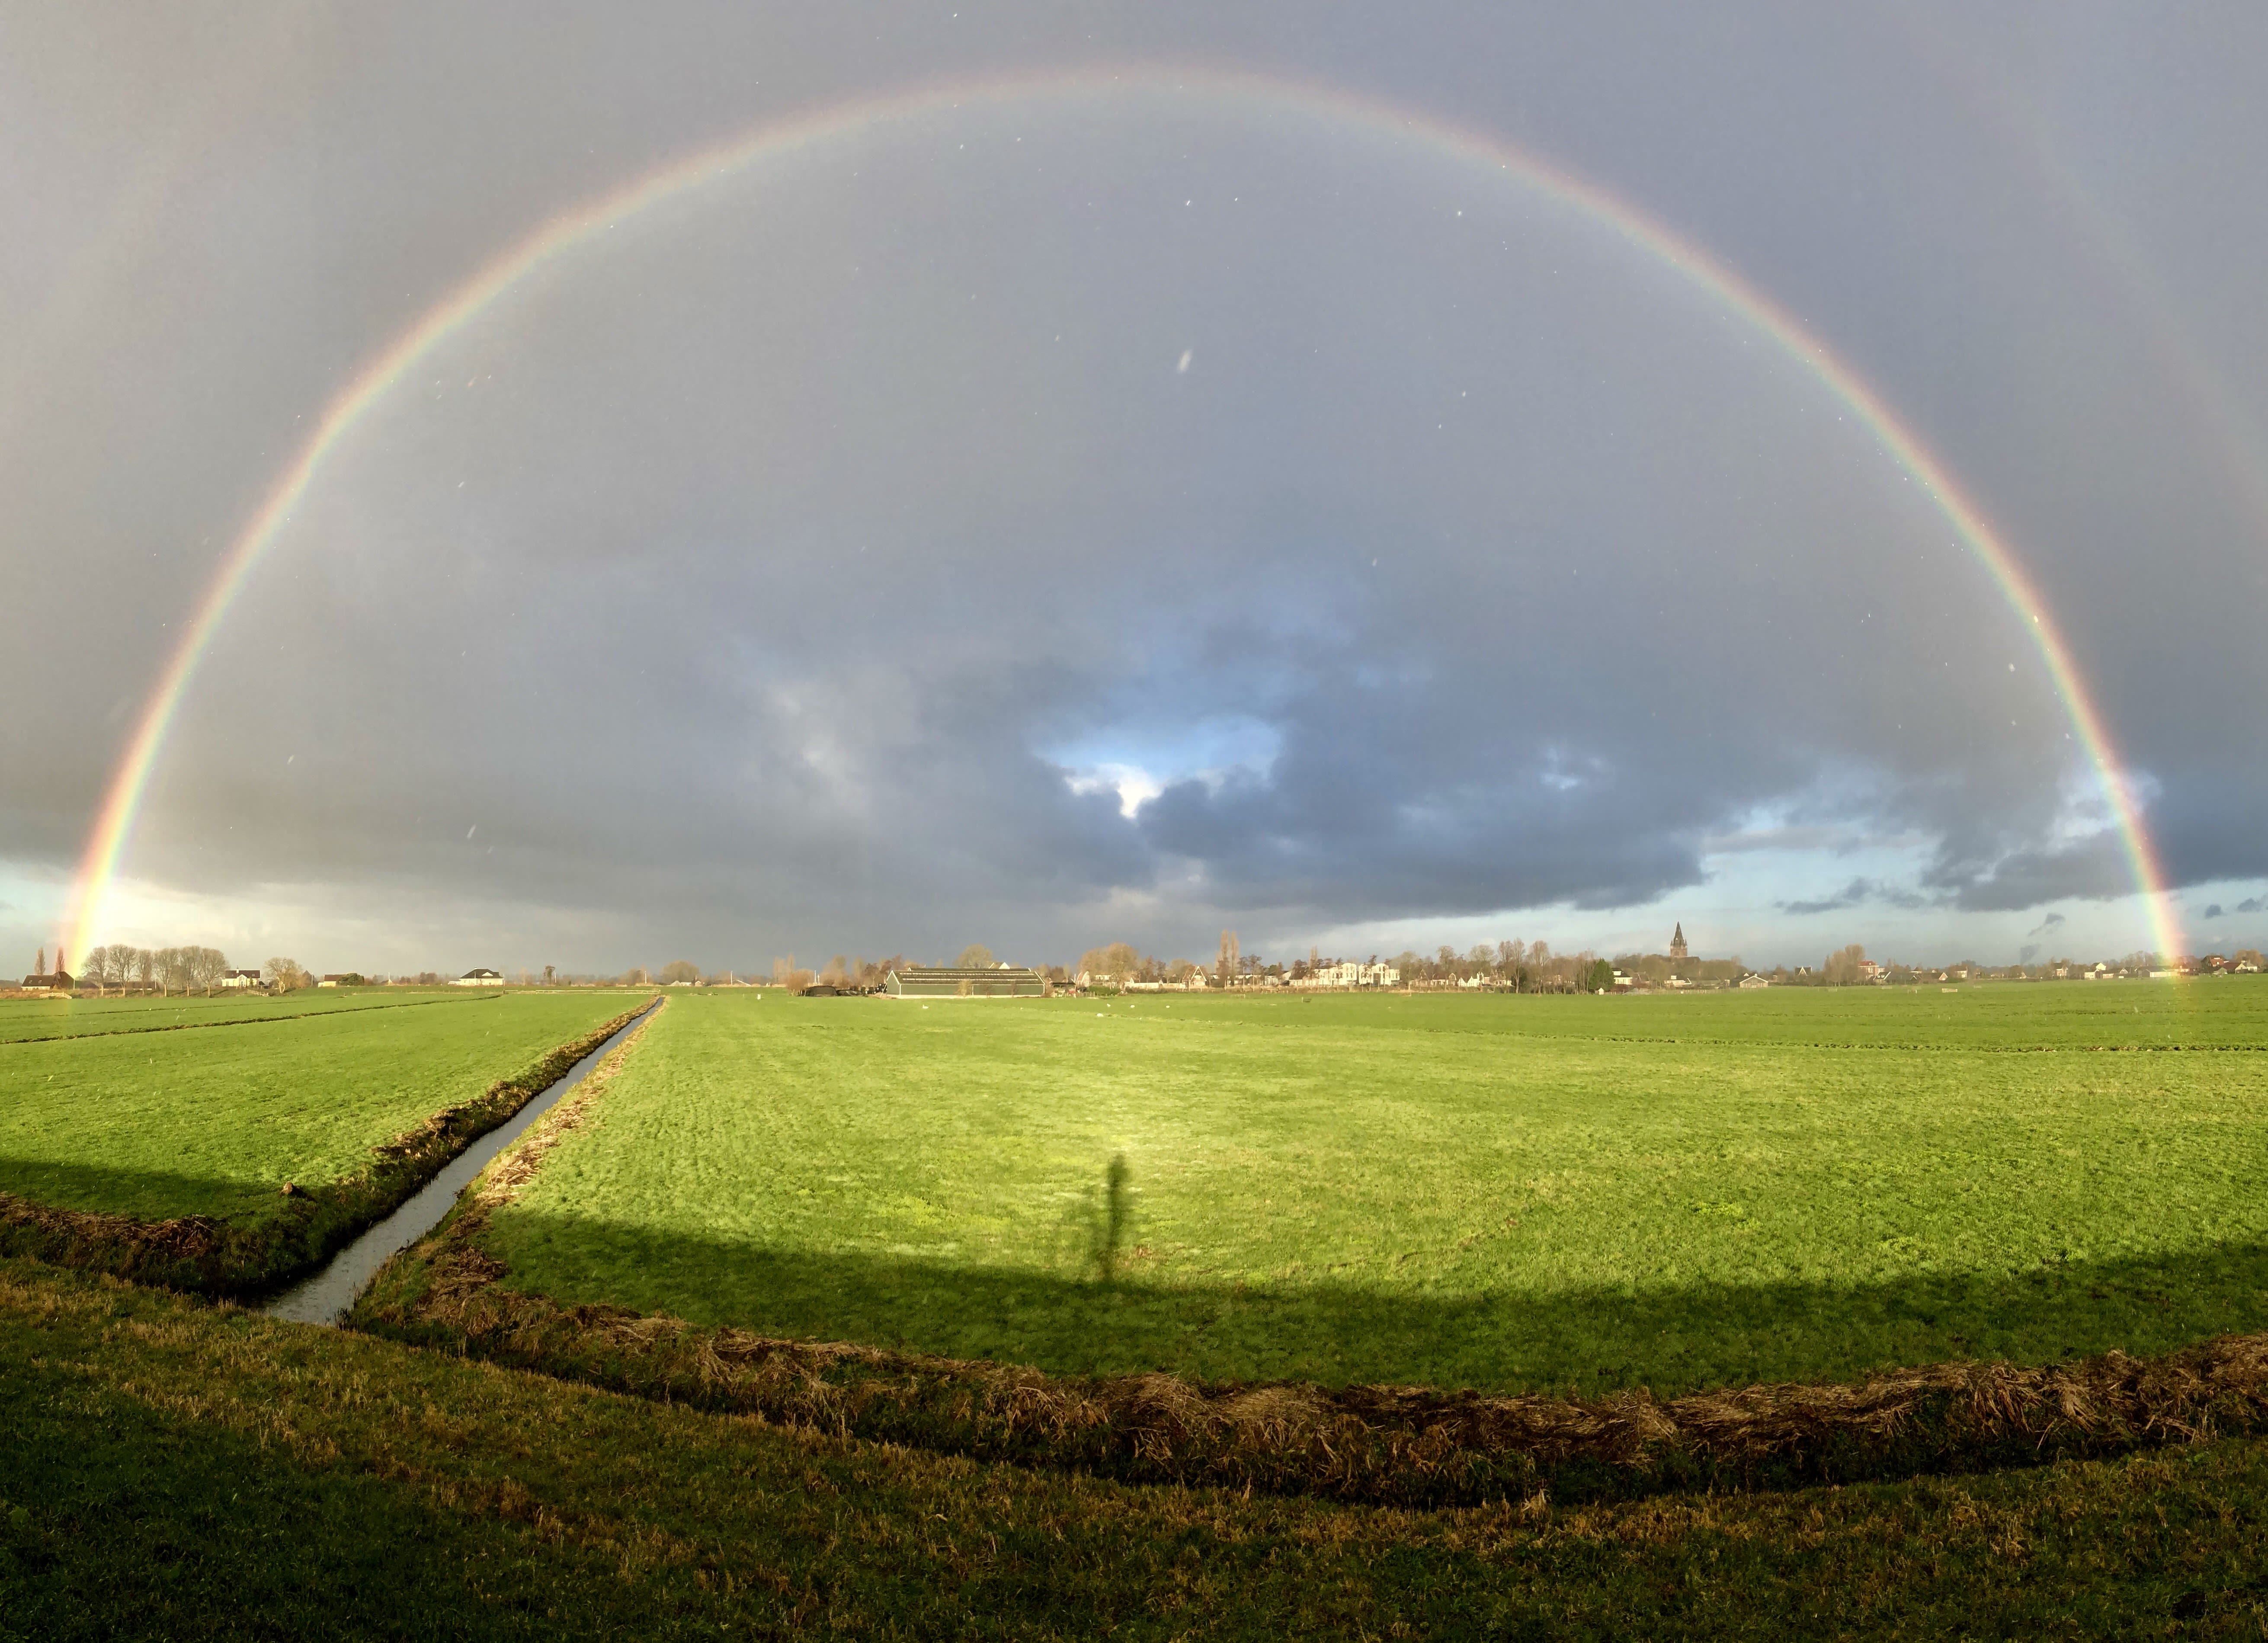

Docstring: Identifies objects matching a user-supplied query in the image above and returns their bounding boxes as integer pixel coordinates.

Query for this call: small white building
[453,968,506,987]
[220,970,263,990]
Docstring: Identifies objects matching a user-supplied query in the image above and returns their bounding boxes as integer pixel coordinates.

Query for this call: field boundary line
[0,989,503,1047]
[360,1251,2268,1507]
[0,997,656,1299]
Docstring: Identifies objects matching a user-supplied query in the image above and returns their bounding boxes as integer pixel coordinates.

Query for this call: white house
[453,968,506,987]
[1296,961,1400,989]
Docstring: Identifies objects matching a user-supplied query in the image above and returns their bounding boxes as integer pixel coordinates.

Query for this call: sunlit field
[0,990,642,1223]
[469,982,2268,1397]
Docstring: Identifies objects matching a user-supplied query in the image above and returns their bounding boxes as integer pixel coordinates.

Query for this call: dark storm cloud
[5,3,2266,968]
[1778,879,1928,917]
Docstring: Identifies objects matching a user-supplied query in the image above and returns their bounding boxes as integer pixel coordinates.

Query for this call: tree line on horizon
[68,943,232,995]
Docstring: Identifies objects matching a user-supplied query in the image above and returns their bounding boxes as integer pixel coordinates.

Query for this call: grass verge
[0,1000,651,1298]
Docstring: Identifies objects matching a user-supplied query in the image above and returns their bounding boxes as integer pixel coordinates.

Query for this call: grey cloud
[1776,878,1928,918]
[1778,880,1875,917]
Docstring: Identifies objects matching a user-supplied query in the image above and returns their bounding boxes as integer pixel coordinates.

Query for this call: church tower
[1669,923,1689,961]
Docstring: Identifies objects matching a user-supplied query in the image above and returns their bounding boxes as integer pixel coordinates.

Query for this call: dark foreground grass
[471,987,2268,1396]
[8,1258,2268,1638]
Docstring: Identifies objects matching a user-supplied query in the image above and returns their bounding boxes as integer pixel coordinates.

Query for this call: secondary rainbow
[63,66,2185,966]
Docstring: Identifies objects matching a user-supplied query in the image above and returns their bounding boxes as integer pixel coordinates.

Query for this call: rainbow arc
[61,68,2185,966]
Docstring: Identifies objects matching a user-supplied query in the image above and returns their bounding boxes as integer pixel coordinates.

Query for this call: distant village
[16,924,2264,999]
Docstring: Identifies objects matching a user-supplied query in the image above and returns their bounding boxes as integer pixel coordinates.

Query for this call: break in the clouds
[5,3,2266,971]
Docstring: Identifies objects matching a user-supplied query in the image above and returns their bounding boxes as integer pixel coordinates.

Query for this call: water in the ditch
[263,1001,656,1327]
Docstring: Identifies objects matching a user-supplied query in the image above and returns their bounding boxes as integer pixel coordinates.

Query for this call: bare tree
[1217,929,1240,987]
[658,959,701,985]
[956,944,995,969]
[1078,942,1140,983]
[265,957,311,992]
[90,944,146,994]
[184,947,228,995]
[1823,944,1869,986]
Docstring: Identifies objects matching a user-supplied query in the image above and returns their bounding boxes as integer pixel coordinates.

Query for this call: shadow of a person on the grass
[483,1201,2268,1398]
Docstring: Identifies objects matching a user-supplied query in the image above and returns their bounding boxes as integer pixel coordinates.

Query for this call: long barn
[883,965,1048,998]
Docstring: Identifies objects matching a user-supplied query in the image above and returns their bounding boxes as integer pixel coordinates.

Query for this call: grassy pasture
[1177,977,2268,1050]
[472,983,2268,1397]
[0,990,643,1224]
[0,986,484,1044]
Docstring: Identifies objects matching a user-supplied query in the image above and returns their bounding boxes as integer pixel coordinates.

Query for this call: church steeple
[1669,923,1688,961]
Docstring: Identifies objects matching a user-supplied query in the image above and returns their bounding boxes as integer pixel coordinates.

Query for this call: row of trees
[74,944,231,995]
[70,946,343,996]
[1067,937,1629,993]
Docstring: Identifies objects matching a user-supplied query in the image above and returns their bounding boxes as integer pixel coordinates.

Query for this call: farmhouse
[883,965,1047,998]
[1294,961,1400,990]
[218,969,262,989]
[18,968,71,993]
[453,968,506,987]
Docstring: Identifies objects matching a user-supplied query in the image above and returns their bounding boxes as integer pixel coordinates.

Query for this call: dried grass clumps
[0,1000,654,1297]
[358,1221,2268,1507]
[0,1195,239,1287]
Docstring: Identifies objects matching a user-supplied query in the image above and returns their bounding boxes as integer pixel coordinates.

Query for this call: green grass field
[0,990,643,1223]
[468,983,2268,1397]
[0,986,485,1044]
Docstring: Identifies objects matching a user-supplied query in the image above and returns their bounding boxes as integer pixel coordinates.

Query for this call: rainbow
[61,67,2186,967]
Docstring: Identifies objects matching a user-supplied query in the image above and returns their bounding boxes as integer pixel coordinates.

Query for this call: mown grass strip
[0,999,653,1298]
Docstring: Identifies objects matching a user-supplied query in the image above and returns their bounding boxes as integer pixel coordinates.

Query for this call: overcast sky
[5,2,2265,976]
